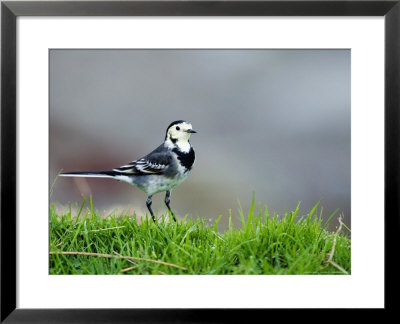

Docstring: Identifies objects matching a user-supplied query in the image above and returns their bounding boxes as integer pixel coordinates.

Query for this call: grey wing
[113,149,172,175]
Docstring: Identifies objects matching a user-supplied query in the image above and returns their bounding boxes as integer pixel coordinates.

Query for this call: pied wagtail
[60,120,196,222]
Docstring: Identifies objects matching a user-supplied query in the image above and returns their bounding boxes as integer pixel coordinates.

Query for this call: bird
[59,120,196,222]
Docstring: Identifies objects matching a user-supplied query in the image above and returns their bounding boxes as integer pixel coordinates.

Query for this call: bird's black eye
[176,126,180,131]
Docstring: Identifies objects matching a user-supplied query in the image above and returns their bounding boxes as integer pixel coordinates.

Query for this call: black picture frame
[1,0,399,321]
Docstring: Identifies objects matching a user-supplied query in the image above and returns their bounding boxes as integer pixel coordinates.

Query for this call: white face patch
[166,122,194,152]
[168,122,193,140]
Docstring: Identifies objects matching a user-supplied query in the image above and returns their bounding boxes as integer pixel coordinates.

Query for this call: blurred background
[50,49,350,231]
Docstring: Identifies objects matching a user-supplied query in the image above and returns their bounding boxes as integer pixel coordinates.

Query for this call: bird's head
[165,120,197,144]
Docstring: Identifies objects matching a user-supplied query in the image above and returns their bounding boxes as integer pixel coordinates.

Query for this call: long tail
[59,171,120,178]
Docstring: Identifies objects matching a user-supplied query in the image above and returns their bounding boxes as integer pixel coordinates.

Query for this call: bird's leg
[164,190,176,222]
[146,195,156,223]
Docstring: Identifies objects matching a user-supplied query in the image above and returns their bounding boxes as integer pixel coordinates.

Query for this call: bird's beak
[186,129,197,133]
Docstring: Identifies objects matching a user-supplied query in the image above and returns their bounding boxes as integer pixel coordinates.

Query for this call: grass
[49,196,351,275]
